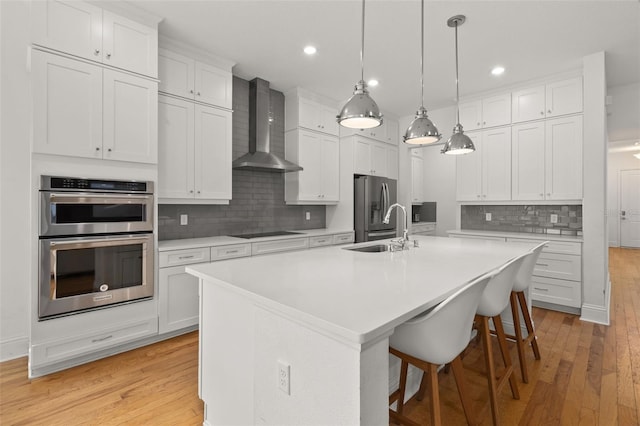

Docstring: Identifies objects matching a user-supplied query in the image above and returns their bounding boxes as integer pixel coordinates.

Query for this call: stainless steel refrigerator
[354,175,398,243]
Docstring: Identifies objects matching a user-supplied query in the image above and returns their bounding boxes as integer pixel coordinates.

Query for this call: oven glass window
[52,204,145,224]
[53,244,144,298]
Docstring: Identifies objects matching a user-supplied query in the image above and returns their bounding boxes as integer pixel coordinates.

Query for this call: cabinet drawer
[333,232,354,245]
[534,252,581,282]
[211,244,251,261]
[530,276,581,308]
[159,247,211,267]
[251,238,309,256]
[30,317,157,366]
[309,235,333,248]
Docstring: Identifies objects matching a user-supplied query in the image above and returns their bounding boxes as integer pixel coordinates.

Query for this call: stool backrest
[476,255,527,318]
[512,242,546,292]
[389,274,492,366]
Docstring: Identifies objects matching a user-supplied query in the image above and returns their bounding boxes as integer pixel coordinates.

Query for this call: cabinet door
[411,156,424,203]
[297,131,324,200]
[31,0,103,62]
[102,11,157,77]
[32,50,103,159]
[546,77,583,118]
[545,116,583,200]
[455,132,482,201]
[321,136,340,201]
[195,106,232,200]
[354,138,373,175]
[371,142,387,177]
[320,105,339,136]
[384,119,399,145]
[158,49,195,99]
[298,97,321,131]
[158,96,195,199]
[458,100,482,131]
[159,266,200,333]
[512,85,545,123]
[481,127,511,201]
[511,122,545,200]
[195,62,233,109]
[386,146,399,180]
[103,69,158,163]
[482,94,511,128]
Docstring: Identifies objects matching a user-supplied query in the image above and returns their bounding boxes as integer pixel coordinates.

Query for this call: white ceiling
[131,0,639,119]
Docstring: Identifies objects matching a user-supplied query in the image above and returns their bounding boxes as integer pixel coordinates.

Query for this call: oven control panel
[41,176,153,193]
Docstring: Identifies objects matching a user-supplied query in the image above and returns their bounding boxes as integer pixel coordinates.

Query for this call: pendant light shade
[442,15,475,155]
[337,0,383,129]
[404,0,441,145]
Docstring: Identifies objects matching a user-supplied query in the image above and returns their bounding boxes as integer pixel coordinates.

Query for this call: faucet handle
[413,239,419,248]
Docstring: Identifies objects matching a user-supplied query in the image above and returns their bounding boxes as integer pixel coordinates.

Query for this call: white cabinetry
[353,136,397,178]
[158,95,232,203]
[158,49,232,109]
[512,116,582,201]
[342,118,400,145]
[512,77,582,123]
[32,50,157,164]
[32,0,158,77]
[456,127,511,201]
[459,93,511,131]
[411,154,424,204]
[284,130,339,204]
[285,90,338,136]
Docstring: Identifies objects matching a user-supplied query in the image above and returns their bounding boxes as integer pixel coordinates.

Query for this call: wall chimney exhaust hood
[232,78,303,173]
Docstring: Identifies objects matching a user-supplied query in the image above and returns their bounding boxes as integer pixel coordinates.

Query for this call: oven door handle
[48,193,152,204]
[49,235,153,250]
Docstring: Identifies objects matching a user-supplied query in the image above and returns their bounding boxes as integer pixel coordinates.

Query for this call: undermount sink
[343,244,389,253]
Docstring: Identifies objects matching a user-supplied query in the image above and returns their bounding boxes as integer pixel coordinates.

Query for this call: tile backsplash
[158,76,326,241]
[461,205,582,235]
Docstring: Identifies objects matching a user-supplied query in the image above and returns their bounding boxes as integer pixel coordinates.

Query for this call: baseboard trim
[0,336,29,362]
[580,292,611,325]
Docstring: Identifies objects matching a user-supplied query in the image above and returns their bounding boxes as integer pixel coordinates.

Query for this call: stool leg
[493,315,520,400]
[510,292,528,383]
[518,291,541,360]
[396,360,409,418]
[478,315,500,426]
[450,355,477,426]
[427,363,441,426]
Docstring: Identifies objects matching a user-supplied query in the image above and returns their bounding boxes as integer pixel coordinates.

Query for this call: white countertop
[158,228,353,251]
[447,229,583,243]
[187,236,538,345]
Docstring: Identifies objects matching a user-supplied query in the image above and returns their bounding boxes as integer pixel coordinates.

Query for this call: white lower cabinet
[158,266,200,333]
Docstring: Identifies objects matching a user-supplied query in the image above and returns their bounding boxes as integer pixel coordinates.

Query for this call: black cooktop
[231,231,303,239]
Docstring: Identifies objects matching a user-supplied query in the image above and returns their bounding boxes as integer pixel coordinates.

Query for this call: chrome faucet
[383,203,409,250]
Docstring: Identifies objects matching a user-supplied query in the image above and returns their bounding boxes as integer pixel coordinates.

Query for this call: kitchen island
[187,236,538,425]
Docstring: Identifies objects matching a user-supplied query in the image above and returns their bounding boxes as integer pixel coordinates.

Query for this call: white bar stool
[388,274,492,426]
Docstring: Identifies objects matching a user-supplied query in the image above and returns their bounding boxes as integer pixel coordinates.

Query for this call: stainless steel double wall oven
[38,176,154,319]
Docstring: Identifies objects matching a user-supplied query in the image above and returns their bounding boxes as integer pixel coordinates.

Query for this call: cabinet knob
[94,49,100,56]
[107,148,112,152]
[95,147,100,151]
[190,90,194,94]
[547,193,551,196]
[106,53,111,59]
[483,121,486,125]
[477,195,481,199]
[477,122,480,126]
[189,190,194,194]
[540,111,544,115]
[547,109,552,114]
[197,92,201,96]
[540,193,544,197]
[197,190,201,194]
[317,125,321,128]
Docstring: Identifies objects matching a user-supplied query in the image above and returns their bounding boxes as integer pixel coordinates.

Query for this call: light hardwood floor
[0,248,637,425]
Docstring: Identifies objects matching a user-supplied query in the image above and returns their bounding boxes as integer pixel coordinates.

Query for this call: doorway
[620,169,640,248]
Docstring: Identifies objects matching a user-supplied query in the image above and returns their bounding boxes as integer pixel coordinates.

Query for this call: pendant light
[403,0,441,145]
[337,0,383,129]
[441,15,476,155]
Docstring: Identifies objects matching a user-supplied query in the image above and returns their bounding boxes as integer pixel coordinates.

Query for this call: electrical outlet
[180,214,188,226]
[550,214,558,224]
[278,361,290,395]
[485,213,492,221]
[305,211,310,221]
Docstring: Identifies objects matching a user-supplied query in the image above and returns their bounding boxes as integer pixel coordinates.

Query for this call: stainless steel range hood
[232,78,302,173]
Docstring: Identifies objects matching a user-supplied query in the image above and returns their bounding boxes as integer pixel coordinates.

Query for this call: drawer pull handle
[533,287,549,292]
[225,250,239,254]
[92,335,113,343]
[317,239,326,243]
[536,263,549,267]
[179,255,195,260]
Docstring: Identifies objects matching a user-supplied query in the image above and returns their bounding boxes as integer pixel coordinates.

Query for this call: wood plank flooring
[0,247,637,425]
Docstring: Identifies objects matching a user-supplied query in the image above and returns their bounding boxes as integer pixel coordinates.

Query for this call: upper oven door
[40,192,154,237]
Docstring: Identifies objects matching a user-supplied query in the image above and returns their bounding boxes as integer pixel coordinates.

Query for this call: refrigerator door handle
[382,183,388,217]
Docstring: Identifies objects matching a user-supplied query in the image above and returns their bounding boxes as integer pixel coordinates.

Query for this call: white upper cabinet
[511,116,583,201]
[342,118,399,145]
[512,77,583,123]
[384,119,399,145]
[284,130,340,204]
[32,49,157,164]
[285,91,339,136]
[456,128,511,201]
[387,146,399,180]
[158,95,232,202]
[459,93,511,131]
[32,0,158,77]
[158,49,232,109]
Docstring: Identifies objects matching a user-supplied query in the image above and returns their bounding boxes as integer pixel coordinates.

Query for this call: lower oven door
[39,233,154,319]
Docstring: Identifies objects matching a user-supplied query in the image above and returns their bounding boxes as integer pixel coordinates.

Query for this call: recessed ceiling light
[491,66,505,76]
[368,79,379,87]
[303,45,317,55]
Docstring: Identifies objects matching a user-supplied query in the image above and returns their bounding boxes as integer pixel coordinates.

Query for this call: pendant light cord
[360,0,365,83]
[454,21,460,124]
[420,0,424,108]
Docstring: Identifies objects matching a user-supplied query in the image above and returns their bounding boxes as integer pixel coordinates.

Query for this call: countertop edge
[447,229,583,242]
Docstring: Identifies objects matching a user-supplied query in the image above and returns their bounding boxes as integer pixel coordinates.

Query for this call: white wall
[607,82,640,142]
[607,150,640,246]
[1,0,32,361]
